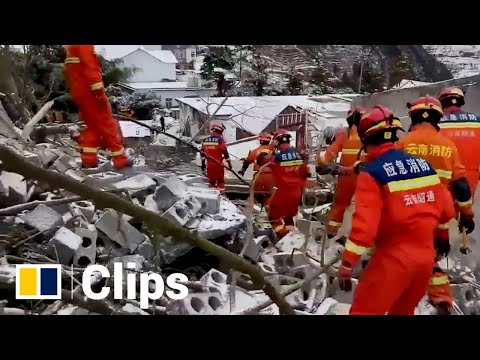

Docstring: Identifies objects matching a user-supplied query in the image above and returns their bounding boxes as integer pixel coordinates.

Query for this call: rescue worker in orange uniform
[252,152,275,208]
[63,45,132,169]
[200,123,232,192]
[268,130,311,240]
[337,105,456,315]
[238,133,274,177]
[316,107,366,237]
[395,96,474,314]
[438,87,480,197]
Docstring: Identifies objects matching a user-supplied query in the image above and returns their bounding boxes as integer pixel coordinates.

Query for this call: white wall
[121,49,176,82]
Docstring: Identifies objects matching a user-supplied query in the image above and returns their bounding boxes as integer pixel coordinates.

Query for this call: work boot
[112,156,134,170]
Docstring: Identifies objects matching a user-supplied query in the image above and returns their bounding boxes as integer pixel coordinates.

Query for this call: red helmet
[347,106,367,127]
[407,96,444,118]
[273,129,291,142]
[357,105,403,143]
[259,132,272,143]
[211,123,225,134]
[438,87,465,107]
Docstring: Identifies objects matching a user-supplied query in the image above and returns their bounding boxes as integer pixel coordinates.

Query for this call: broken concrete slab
[196,210,246,240]
[153,176,188,211]
[85,171,125,187]
[65,169,86,183]
[37,147,59,167]
[136,237,156,261]
[51,154,78,173]
[23,152,42,167]
[47,227,82,265]
[73,226,98,267]
[243,235,269,262]
[21,204,63,233]
[0,171,27,204]
[95,209,145,252]
[186,187,220,214]
[113,174,157,197]
[143,194,160,213]
[275,230,306,253]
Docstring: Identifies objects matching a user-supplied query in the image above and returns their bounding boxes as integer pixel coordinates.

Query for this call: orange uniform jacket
[439,109,480,195]
[201,133,229,171]
[343,145,456,267]
[64,45,105,98]
[395,122,473,218]
[245,144,275,172]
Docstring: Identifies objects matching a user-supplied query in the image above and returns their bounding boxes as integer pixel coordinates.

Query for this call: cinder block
[0,171,27,204]
[243,235,269,262]
[275,230,306,253]
[113,174,157,197]
[95,209,145,252]
[143,194,160,213]
[186,187,220,214]
[162,197,200,227]
[200,269,228,299]
[273,252,310,273]
[44,192,70,214]
[24,152,42,167]
[153,176,188,211]
[178,173,205,186]
[112,254,145,272]
[73,226,98,267]
[196,210,246,240]
[258,262,277,275]
[253,222,273,238]
[21,204,63,233]
[166,292,225,315]
[47,227,82,264]
[70,201,95,223]
[64,207,90,229]
[296,219,324,239]
[51,154,78,173]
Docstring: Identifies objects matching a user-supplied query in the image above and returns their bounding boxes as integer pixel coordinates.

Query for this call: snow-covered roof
[144,49,178,64]
[118,120,154,138]
[391,79,432,89]
[176,95,354,135]
[94,45,142,60]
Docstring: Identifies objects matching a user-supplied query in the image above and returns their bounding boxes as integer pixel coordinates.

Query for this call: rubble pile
[0,130,479,316]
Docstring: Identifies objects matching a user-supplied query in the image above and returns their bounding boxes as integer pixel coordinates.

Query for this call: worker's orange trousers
[268,186,302,240]
[427,269,453,310]
[350,253,433,315]
[74,93,128,169]
[326,175,357,234]
[206,164,225,192]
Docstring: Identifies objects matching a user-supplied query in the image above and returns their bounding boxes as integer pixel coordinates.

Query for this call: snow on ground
[95,45,142,60]
[424,45,480,79]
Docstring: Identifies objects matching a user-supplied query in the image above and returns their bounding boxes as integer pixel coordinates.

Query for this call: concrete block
[136,238,156,261]
[196,211,246,240]
[70,201,95,223]
[254,222,273,238]
[162,197,200,227]
[65,169,86,183]
[296,219,324,239]
[200,269,228,299]
[85,171,125,187]
[178,173,205,186]
[166,292,226,315]
[43,192,70,214]
[47,227,82,265]
[98,237,131,258]
[139,172,169,186]
[243,235,270,262]
[273,251,310,273]
[143,194,159,213]
[0,171,27,204]
[451,284,478,315]
[95,209,145,252]
[24,152,42,167]
[21,204,63,233]
[276,230,306,253]
[258,262,277,275]
[37,147,59,167]
[113,174,157,197]
[51,154,78,173]
[73,227,98,267]
[153,176,188,211]
[185,218,200,230]
[64,207,90,229]
[186,187,220,214]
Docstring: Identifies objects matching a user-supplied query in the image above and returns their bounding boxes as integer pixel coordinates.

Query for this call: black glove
[238,170,245,177]
[459,214,475,234]
[201,159,206,172]
[434,238,451,257]
[227,160,233,170]
[328,163,342,176]
[354,161,365,174]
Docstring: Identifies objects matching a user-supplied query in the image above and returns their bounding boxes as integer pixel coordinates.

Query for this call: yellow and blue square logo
[15,264,62,300]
